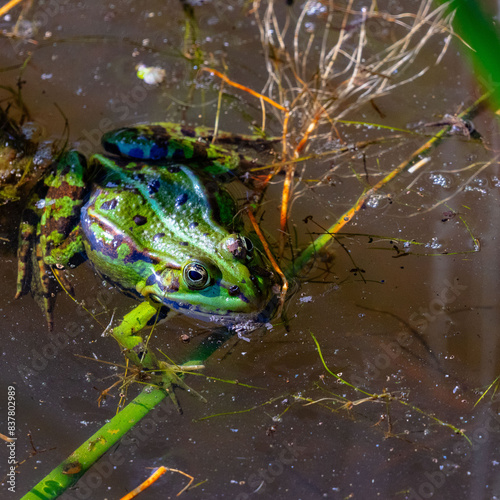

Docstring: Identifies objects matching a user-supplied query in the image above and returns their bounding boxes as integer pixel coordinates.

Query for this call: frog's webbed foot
[154,361,207,411]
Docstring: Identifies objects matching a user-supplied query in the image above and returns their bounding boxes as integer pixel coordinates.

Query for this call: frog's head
[137,233,277,325]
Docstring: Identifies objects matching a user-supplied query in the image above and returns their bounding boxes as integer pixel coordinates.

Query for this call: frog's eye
[183,262,211,290]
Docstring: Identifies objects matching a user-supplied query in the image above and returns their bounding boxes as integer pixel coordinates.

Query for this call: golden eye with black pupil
[183,262,211,290]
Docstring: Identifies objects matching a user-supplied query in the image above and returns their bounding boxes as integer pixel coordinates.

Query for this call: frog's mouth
[163,291,276,323]
[145,280,277,326]
[139,264,277,325]
[168,294,278,327]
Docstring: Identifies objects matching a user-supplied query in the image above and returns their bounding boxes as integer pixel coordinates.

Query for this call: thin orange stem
[279,166,293,257]
[247,208,288,317]
[0,0,23,17]
[294,111,323,157]
[119,466,194,499]
[201,67,288,112]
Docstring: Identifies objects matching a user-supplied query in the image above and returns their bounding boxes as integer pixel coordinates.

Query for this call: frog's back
[81,155,239,288]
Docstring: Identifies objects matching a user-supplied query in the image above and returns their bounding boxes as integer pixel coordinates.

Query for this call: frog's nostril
[229,285,240,296]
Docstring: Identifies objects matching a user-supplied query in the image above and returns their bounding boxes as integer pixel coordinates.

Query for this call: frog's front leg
[110,301,161,369]
[111,301,206,405]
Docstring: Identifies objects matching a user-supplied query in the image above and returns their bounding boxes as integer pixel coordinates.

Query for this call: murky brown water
[1,1,500,499]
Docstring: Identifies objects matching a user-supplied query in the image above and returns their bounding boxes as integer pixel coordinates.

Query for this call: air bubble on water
[306,2,327,15]
[429,173,450,188]
[366,194,385,208]
[425,237,441,249]
[464,185,487,195]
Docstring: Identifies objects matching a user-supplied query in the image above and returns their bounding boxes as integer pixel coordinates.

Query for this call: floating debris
[135,64,166,85]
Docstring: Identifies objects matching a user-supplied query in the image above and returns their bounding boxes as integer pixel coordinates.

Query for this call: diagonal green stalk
[287,92,489,277]
[20,388,167,500]
[20,328,235,500]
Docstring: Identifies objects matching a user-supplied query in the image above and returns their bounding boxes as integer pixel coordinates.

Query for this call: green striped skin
[101,122,264,176]
[16,151,88,330]
[16,125,276,331]
[82,154,273,322]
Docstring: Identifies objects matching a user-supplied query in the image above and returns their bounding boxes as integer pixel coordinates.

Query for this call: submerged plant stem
[287,92,490,276]
[20,388,167,500]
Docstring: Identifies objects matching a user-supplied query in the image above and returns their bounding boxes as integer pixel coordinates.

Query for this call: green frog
[16,123,277,391]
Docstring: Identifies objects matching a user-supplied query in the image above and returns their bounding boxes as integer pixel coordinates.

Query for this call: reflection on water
[1,1,500,499]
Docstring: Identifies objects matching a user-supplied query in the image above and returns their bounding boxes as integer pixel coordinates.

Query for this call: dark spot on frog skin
[180,242,189,247]
[181,127,196,137]
[172,149,187,161]
[249,266,272,278]
[100,199,117,210]
[188,222,198,229]
[168,166,181,173]
[228,285,240,296]
[128,147,146,159]
[145,274,156,287]
[149,125,170,138]
[149,145,169,159]
[166,276,180,292]
[175,193,188,207]
[148,179,160,195]
[133,215,148,226]
[153,232,166,241]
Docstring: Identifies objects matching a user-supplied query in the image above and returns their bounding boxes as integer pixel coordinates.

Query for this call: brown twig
[119,466,194,499]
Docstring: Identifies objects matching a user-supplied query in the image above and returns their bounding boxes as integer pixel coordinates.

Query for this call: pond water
[1,1,500,499]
